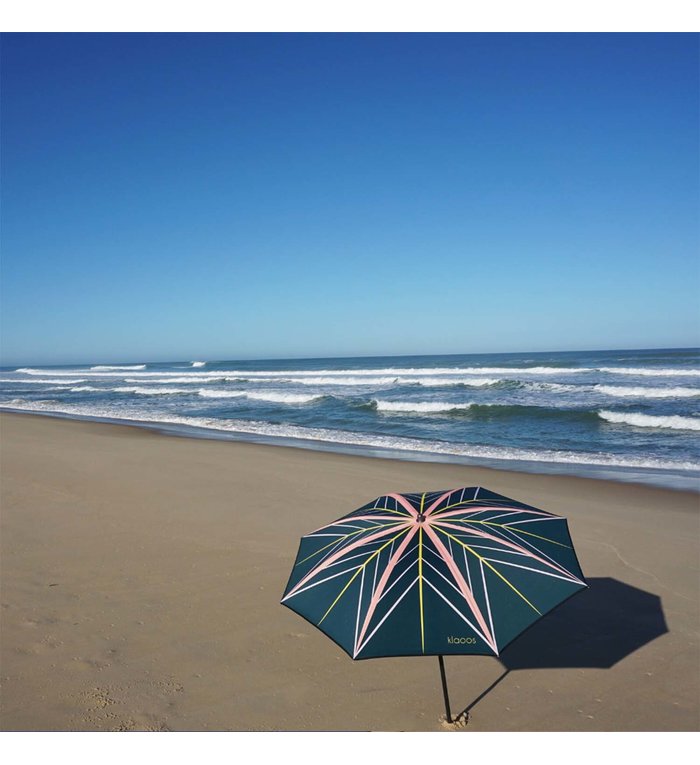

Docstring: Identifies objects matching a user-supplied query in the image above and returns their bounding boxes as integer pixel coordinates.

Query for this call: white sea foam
[599,367,700,377]
[252,376,401,386]
[373,400,473,413]
[198,390,322,404]
[405,377,501,387]
[598,410,700,431]
[16,368,159,377]
[197,390,246,399]
[196,390,322,404]
[13,365,590,379]
[2,398,696,473]
[124,376,220,384]
[596,385,700,399]
[246,392,324,404]
[527,382,581,393]
[16,364,700,382]
[15,371,499,386]
[191,361,206,367]
[112,386,191,395]
[210,365,587,377]
[0,378,86,385]
[90,365,147,371]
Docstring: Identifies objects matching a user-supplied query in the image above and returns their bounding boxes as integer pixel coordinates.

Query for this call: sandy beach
[0,411,698,732]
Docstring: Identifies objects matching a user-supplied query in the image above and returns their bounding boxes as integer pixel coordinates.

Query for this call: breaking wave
[1,398,696,473]
[598,410,700,431]
[0,378,86,385]
[89,364,147,371]
[191,361,206,367]
[62,385,191,395]
[124,376,221,384]
[113,386,190,395]
[197,390,323,404]
[373,400,474,414]
[246,392,324,404]
[595,385,700,399]
[599,367,700,377]
[197,390,246,399]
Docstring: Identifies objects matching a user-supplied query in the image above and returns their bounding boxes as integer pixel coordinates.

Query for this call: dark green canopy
[282,487,587,661]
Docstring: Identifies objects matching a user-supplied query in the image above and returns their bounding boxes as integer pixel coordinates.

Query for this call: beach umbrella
[281,486,587,722]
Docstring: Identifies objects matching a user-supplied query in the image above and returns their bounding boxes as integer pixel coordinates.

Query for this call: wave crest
[600,367,700,377]
[197,389,323,404]
[373,400,473,413]
[0,378,86,385]
[598,410,700,431]
[90,365,147,371]
[596,385,700,399]
[2,399,697,474]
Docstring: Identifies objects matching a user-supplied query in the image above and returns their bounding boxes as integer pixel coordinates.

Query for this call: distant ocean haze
[1,348,699,490]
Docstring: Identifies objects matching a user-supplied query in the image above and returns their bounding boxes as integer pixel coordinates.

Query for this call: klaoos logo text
[447,636,477,645]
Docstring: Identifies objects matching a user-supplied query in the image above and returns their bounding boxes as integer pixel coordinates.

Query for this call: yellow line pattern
[449,518,571,548]
[418,526,425,653]
[296,520,405,566]
[318,525,412,624]
[433,525,541,615]
[428,497,520,516]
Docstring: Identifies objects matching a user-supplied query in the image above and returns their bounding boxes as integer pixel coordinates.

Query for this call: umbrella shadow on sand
[458,577,668,717]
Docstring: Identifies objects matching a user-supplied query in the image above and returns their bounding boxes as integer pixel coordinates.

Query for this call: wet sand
[1,412,698,731]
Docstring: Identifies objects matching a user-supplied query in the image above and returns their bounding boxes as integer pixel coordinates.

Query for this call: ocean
[1,348,699,490]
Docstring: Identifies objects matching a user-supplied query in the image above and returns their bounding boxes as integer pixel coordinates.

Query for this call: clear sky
[1,32,698,365]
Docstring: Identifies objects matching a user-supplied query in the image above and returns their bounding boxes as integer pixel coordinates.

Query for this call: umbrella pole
[438,655,452,723]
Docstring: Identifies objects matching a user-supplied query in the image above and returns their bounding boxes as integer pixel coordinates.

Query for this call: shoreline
[2,406,697,493]
[1,412,698,731]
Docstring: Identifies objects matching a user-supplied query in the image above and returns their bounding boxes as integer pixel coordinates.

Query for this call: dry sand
[0,412,698,731]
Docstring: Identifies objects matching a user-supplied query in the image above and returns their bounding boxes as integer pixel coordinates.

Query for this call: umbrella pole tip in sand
[438,655,452,723]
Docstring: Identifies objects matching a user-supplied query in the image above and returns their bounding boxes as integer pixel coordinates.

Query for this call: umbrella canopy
[281,486,587,661]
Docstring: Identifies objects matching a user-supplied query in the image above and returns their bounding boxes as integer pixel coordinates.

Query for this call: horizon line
[2,344,699,369]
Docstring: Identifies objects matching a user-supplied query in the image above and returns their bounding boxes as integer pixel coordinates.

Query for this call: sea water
[1,348,699,490]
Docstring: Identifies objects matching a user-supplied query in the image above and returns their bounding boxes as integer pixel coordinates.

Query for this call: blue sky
[1,33,698,365]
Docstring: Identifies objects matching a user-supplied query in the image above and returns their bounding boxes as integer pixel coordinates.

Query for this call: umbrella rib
[422,523,497,651]
[419,526,425,653]
[419,493,428,656]
[378,551,419,603]
[421,549,500,644]
[354,563,366,650]
[450,518,572,549]
[422,578,493,651]
[355,525,420,653]
[432,525,541,616]
[463,542,473,595]
[387,493,419,517]
[284,522,413,601]
[468,520,583,582]
[488,526,584,583]
[422,555,473,601]
[435,504,554,522]
[482,557,585,583]
[309,514,409,534]
[480,558,496,647]
[423,489,454,517]
[316,525,414,624]
[288,564,366,599]
[504,516,562,525]
[297,520,406,567]
[354,577,420,658]
[428,498,515,518]
[433,519,577,581]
